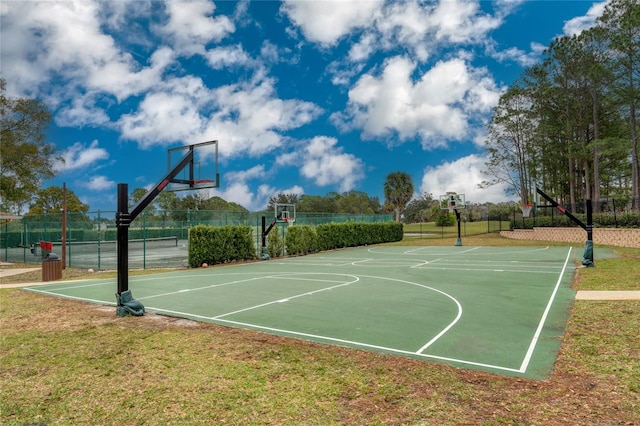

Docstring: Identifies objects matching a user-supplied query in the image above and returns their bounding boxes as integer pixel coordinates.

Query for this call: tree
[599,0,640,208]
[130,187,157,214]
[482,83,539,204]
[1,79,60,213]
[27,186,89,215]
[335,190,380,214]
[384,172,414,222]
[403,193,436,223]
[267,193,299,211]
[156,190,179,211]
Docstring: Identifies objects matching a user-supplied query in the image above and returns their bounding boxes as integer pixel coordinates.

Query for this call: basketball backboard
[166,140,219,192]
[439,193,466,212]
[275,203,296,223]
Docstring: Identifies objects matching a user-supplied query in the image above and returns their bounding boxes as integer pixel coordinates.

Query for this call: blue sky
[1,0,608,212]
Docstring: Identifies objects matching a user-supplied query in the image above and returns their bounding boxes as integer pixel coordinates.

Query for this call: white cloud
[420,155,513,203]
[159,0,235,56]
[563,1,609,36]
[335,56,502,148]
[119,73,323,155]
[204,44,254,69]
[286,0,502,62]
[281,0,383,45]
[0,1,172,101]
[486,41,546,67]
[118,76,210,147]
[278,136,365,192]
[83,175,116,191]
[54,94,111,128]
[207,166,303,211]
[53,140,109,173]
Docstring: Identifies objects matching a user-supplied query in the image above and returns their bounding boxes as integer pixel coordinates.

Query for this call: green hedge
[285,225,318,256]
[296,222,403,252]
[188,225,255,268]
[267,226,285,258]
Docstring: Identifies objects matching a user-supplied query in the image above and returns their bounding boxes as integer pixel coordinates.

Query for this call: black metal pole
[455,209,462,246]
[116,183,130,295]
[586,199,593,241]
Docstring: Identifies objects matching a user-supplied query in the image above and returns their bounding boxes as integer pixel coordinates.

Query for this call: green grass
[1,234,639,425]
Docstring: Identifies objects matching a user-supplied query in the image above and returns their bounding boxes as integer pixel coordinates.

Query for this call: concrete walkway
[0,267,40,278]
[575,291,640,301]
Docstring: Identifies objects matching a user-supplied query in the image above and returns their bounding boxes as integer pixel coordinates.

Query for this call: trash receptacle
[42,252,63,281]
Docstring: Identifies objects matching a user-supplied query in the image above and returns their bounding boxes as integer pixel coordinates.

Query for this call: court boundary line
[22,246,577,376]
[518,246,573,373]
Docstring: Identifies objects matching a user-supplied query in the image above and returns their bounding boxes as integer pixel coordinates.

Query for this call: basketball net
[520,204,533,218]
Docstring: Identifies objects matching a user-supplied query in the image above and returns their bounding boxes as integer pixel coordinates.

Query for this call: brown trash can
[42,253,63,281]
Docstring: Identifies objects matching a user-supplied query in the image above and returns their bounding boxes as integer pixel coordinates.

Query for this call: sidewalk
[575,291,640,301]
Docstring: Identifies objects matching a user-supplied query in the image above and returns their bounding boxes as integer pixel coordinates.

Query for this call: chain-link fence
[511,197,640,229]
[1,210,393,270]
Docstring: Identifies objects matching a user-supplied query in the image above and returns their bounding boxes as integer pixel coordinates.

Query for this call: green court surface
[25,245,587,379]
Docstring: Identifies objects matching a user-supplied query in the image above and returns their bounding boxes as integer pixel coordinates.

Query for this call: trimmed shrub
[314,222,402,252]
[285,225,318,256]
[188,224,255,267]
[267,225,285,258]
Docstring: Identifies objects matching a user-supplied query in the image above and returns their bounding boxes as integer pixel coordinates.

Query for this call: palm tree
[384,172,414,222]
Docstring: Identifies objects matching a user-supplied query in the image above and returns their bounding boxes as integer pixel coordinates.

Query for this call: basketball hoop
[520,204,534,218]
[448,205,455,214]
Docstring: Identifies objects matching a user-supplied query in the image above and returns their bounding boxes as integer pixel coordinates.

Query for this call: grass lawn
[1,234,638,425]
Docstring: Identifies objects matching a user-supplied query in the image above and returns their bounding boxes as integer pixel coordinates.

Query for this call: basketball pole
[536,187,594,267]
[115,146,198,317]
[455,209,462,246]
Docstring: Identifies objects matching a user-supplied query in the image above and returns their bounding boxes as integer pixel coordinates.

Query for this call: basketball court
[23,244,586,380]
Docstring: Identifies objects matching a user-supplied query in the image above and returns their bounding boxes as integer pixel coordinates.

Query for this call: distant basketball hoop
[520,204,534,218]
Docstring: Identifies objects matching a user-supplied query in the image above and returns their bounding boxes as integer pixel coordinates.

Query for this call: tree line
[482,0,639,213]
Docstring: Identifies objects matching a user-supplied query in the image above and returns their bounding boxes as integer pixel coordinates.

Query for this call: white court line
[24,288,114,306]
[137,305,520,373]
[137,275,288,300]
[518,246,573,373]
[411,266,564,274]
[26,280,113,291]
[213,275,360,319]
[207,317,522,374]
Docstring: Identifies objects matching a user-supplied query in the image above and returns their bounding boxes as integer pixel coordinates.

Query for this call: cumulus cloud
[376,0,501,59]
[420,155,512,203]
[563,0,609,36]
[281,0,382,45]
[207,166,303,211]
[334,56,502,148]
[119,72,323,155]
[277,136,365,192]
[286,0,502,62]
[53,140,109,173]
[0,1,173,101]
[485,41,547,67]
[83,175,116,191]
[158,0,235,55]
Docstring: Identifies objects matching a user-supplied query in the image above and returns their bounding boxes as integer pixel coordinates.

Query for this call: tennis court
[24,245,582,379]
